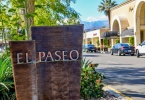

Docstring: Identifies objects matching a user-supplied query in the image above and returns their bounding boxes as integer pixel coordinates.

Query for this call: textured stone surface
[9,41,38,100]
[32,25,83,100]
[9,25,83,100]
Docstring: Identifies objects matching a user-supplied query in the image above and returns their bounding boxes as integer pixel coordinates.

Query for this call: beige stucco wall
[100,29,109,36]
[122,37,129,43]
[134,1,145,45]
[140,3,145,25]
[92,37,99,47]
[83,28,109,47]
[110,0,136,30]
[111,39,117,47]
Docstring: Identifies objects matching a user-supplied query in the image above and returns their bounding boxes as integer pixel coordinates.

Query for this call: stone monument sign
[9,25,84,100]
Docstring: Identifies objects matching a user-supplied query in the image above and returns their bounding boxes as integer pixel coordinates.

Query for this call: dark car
[83,44,97,52]
[110,43,135,56]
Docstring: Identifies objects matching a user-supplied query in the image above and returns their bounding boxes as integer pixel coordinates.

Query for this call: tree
[98,0,117,28]
[0,1,80,98]
[10,0,80,40]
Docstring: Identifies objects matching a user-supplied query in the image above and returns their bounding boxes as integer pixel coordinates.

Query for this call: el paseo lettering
[16,50,79,64]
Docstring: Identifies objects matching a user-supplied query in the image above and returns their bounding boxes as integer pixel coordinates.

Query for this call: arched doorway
[111,16,129,46]
[112,20,120,32]
[111,19,120,47]
[134,0,145,46]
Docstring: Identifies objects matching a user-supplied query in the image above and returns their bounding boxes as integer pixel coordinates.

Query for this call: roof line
[111,0,135,11]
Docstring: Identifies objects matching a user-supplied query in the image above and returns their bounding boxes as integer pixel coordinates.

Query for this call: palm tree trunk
[107,10,110,29]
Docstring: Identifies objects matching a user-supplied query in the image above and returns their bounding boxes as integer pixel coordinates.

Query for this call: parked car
[83,44,97,52]
[135,41,145,58]
[110,43,135,56]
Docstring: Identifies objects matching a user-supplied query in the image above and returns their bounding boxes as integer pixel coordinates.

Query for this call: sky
[71,0,126,22]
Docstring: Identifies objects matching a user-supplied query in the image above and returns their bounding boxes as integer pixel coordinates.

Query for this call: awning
[101,31,119,39]
[121,29,134,36]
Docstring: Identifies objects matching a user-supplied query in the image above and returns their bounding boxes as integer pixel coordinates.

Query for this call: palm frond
[0,53,15,100]
[98,0,118,16]
[0,82,9,91]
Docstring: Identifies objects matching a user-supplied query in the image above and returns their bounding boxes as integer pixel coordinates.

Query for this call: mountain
[80,20,109,31]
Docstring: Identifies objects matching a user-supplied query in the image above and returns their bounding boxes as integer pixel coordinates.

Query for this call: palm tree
[98,0,117,28]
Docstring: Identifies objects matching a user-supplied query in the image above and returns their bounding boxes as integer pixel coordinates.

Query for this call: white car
[136,41,145,58]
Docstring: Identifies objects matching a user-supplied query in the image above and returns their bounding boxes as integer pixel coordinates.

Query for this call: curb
[103,84,133,100]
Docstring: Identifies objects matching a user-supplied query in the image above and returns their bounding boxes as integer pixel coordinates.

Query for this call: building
[83,28,109,47]
[110,0,145,46]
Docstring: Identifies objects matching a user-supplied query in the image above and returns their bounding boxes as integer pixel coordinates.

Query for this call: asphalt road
[83,52,145,100]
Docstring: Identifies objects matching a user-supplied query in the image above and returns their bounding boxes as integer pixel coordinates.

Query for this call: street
[83,52,145,100]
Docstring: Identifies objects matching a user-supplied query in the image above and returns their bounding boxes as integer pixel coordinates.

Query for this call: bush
[129,36,134,46]
[115,38,120,44]
[103,38,108,46]
[80,59,106,100]
[0,53,15,100]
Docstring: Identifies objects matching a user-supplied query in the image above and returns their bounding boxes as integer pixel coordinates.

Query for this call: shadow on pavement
[97,67,145,84]
[97,67,145,98]
[123,90,145,98]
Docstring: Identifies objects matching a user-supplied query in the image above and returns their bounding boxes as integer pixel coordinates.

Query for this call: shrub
[103,38,108,46]
[129,36,134,46]
[0,53,15,100]
[115,38,120,44]
[80,59,106,100]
